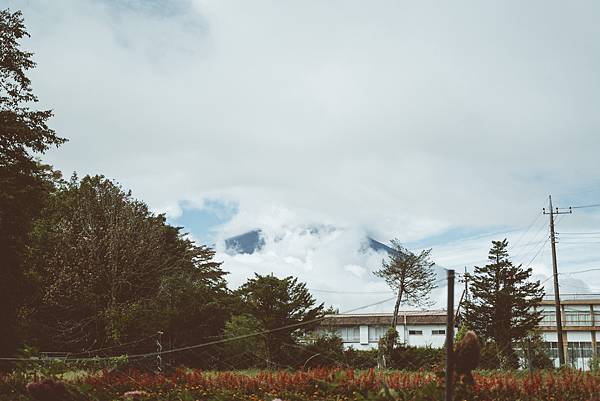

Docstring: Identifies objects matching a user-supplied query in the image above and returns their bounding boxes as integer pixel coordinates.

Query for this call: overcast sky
[12,0,600,311]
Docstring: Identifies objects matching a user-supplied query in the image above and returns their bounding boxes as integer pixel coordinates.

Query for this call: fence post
[156,331,163,373]
[445,269,455,401]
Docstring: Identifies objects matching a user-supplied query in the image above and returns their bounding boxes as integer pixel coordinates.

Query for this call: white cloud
[10,0,600,310]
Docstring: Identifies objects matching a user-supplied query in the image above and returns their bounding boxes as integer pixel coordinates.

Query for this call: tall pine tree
[462,239,544,367]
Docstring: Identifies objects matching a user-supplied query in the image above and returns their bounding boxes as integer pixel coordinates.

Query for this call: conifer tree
[462,239,544,368]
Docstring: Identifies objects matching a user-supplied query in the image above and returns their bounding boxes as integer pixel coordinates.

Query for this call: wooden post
[445,269,455,401]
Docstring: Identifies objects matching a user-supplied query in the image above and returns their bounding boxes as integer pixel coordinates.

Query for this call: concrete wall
[340,324,446,350]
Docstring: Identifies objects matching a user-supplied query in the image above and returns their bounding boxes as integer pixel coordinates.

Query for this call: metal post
[527,339,533,378]
[445,269,455,401]
[156,331,163,373]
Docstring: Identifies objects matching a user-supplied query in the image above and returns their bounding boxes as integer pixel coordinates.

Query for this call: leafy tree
[236,274,325,368]
[222,314,267,369]
[0,9,66,357]
[462,239,544,368]
[24,175,230,357]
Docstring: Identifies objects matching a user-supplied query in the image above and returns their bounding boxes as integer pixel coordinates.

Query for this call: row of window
[539,310,600,326]
[335,326,445,342]
[543,341,596,359]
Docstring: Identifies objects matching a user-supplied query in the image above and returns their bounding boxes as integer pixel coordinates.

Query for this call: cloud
[10,0,600,309]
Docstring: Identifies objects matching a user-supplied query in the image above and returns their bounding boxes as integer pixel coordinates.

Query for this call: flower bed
[3,368,600,400]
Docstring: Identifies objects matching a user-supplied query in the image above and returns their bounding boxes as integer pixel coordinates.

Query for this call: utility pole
[543,195,571,366]
[445,269,455,401]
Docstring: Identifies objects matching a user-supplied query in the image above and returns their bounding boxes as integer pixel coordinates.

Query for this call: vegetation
[374,240,436,365]
[0,8,66,358]
[3,367,600,401]
[462,239,544,368]
[236,274,326,368]
[21,175,231,362]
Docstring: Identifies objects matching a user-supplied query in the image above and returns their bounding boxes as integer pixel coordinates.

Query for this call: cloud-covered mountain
[218,225,449,312]
[224,228,395,256]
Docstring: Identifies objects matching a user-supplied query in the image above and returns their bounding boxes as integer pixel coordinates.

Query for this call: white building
[320,296,600,370]
[537,295,600,369]
[319,310,447,350]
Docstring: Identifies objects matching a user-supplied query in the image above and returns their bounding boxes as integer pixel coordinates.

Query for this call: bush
[390,345,444,370]
[292,334,346,369]
[342,348,378,369]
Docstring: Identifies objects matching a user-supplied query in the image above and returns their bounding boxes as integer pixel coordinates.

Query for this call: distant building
[318,295,600,370]
[538,295,600,369]
[318,310,447,350]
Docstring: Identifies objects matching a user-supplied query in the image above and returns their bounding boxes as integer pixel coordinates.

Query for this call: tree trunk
[391,287,404,328]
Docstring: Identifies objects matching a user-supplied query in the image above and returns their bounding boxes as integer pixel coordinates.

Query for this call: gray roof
[321,310,447,326]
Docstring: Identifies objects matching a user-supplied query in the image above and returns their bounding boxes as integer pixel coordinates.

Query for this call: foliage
[222,314,268,369]
[289,333,347,369]
[4,367,600,401]
[374,239,436,365]
[342,348,379,369]
[522,334,554,370]
[0,8,66,358]
[390,345,444,371]
[478,341,503,370]
[462,239,544,369]
[454,323,469,344]
[236,274,325,368]
[22,175,231,362]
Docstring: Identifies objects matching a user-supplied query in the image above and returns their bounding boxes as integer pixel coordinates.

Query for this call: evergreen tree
[236,274,324,367]
[0,9,66,357]
[462,239,544,368]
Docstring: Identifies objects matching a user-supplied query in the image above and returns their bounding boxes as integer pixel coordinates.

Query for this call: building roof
[321,310,447,326]
[540,294,600,305]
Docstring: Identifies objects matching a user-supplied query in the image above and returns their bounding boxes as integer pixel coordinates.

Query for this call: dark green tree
[222,314,267,369]
[0,9,66,357]
[236,274,324,368]
[462,239,544,368]
[24,175,231,357]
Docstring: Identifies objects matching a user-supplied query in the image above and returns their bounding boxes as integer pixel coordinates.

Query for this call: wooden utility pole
[445,269,455,401]
[543,195,571,366]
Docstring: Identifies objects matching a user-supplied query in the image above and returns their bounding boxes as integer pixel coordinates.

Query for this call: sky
[11,0,600,311]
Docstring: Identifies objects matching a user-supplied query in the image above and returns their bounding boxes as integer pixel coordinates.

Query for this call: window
[542,342,559,359]
[564,311,592,326]
[368,325,388,342]
[568,342,593,359]
[431,329,445,335]
[338,326,360,342]
[539,311,556,326]
[408,330,423,335]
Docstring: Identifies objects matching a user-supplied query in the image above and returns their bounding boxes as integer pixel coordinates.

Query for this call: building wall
[330,323,447,350]
[539,300,600,370]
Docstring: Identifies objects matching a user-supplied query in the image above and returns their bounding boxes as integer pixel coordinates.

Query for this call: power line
[0,294,400,362]
[571,203,600,210]
[558,232,600,235]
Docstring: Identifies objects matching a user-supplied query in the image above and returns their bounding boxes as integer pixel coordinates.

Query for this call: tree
[236,274,325,368]
[462,239,544,368]
[222,314,267,369]
[0,9,66,357]
[374,239,436,329]
[24,175,231,357]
